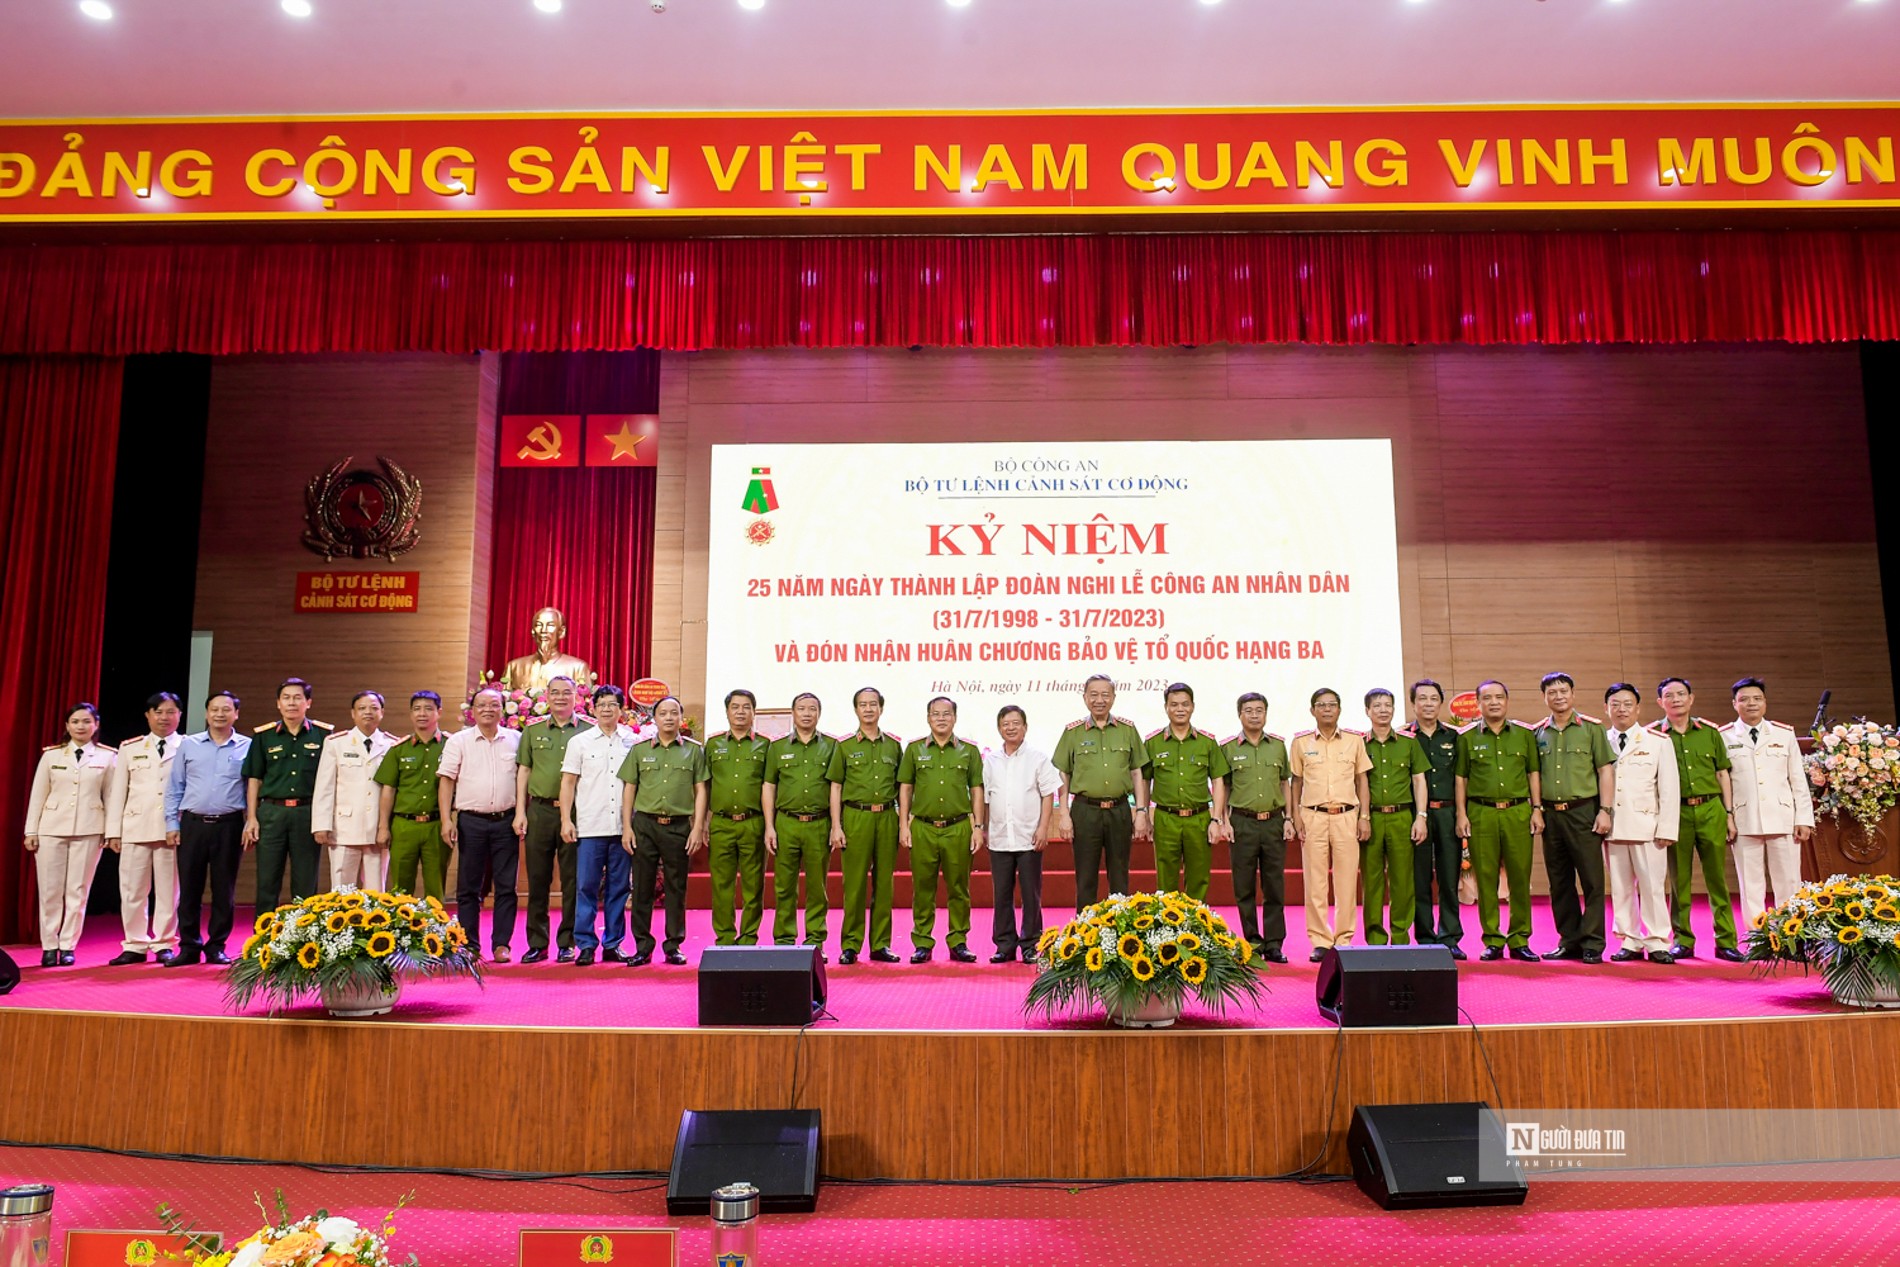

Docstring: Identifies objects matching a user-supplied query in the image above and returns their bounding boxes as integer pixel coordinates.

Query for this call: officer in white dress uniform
[1601,683,1680,964]
[1723,677,1815,928]
[103,691,185,964]
[312,690,399,890]
[23,702,117,966]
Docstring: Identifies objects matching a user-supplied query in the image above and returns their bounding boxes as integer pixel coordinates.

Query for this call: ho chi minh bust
[502,606,594,692]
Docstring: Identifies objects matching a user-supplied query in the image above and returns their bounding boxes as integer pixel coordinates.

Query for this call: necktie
[363,734,372,756]
[158,738,167,758]
[1617,732,1627,752]
[1749,727,1759,745]
[74,746,85,764]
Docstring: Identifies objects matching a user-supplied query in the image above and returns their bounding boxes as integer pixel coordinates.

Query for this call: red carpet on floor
[0,898,1849,1029]
[2,1145,1897,1267]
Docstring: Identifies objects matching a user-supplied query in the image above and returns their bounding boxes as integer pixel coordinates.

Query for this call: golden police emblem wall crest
[302,455,423,561]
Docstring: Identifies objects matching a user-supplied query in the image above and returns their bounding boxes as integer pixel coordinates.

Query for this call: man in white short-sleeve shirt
[560,684,640,964]
[983,704,1063,964]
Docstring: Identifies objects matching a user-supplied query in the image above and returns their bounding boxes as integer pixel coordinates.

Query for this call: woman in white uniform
[23,703,117,966]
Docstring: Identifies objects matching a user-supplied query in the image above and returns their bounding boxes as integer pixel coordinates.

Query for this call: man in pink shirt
[438,687,524,961]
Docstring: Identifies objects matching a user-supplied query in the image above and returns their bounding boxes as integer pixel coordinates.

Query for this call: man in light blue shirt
[163,690,251,967]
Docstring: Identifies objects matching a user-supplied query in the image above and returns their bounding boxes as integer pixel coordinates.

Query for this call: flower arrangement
[159,1190,417,1267]
[460,671,562,732]
[1024,891,1266,1022]
[225,888,481,1013]
[1806,721,1900,831]
[1745,872,1900,1004]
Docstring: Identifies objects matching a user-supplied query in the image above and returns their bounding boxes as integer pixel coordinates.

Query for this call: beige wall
[649,343,1891,729]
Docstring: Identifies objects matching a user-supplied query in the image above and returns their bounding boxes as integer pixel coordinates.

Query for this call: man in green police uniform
[1653,676,1743,961]
[1144,683,1230,902]
[1051,674,1152,909]
[1534,672,1617,963]
[242,677,331,911]
[1223,692,1291,963]
[764,693,837,955]
[1402,679,1465,957]
[705,689,771,946]
[375,690,449,900]
[1362,688,1428,946]
[828,687,905,965]
[898,696,986,963]
[514,675,586,963]
[618,695,708,966]
[1455,680,1543,962]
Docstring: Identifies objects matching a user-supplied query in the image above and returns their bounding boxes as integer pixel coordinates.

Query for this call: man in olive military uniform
[828,687,905,965]
[1653,677,1743,961]
[1533,673,1618,963]
[618,696,709,966]
[1223,692,1292,963]
[1144,683,1230,902]
[514,675,586,963]
[764,693,838,954]
[705,689,772,946]
[242,677,331,911]
[898,696,987,963]
[1051,674,1152,909]
[1402,679,1465,958]
[1361,688,1429,946]
[1455,680,1543,961]
[375,691,449,899]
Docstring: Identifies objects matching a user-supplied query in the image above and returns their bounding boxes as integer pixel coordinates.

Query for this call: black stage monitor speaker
[0,947,16,995]
[1348,1102,1528,1210]
[1316,944,1457,1026]
[698,945,826,1027]
[666,1109,821,1215]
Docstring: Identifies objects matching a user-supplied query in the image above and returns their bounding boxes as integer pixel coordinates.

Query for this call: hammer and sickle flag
[499,415,582,468]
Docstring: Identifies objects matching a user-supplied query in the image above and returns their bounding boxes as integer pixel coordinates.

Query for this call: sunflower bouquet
[158,1189,418,1267]
[1745,873,1900,1004]
[1024,891,1266,1023]
[224,888,482,1012]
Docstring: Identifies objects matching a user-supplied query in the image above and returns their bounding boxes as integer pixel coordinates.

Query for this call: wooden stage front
[5,1006,1897,1179]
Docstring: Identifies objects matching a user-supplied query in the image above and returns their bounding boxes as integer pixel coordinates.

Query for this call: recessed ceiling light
[534,0,561,10]
[947,0,973,8]
[1199,0,1222,6]
[738,0,764,9]
[282,0,313,16]
[78,0,112,18]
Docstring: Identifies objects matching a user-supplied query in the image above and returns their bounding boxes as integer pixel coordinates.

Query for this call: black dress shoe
[910,948,933,964]
[57,951,75,966]
[108,951,147,966]
[601,947,627,964]
[1544,945,1585,961]
[1264,948,1288,964]
[1509,946,1540,963]
[155,950,175,965]
[1309,949,1327,963]
[840,949,860,965]
[1714,946,1746,963]
[520,948,549,964]
[1446,945,1468,961]
[1670,944,1695,960]
[1609,949,1644,962]
[575,948,596,966]
[164,950,203,968]
[948,945,977,963]
[626,952,652,966]
[1480,946,1505,961]
[1581,952,1603,964]
[871,948,901,964]
[204,950,232,966]
[1021,947,1037,963]
[40,951,56,968]
[989,951,1014,964]
[665,951,689,966]
[1647,950,1676,965]
[556,947,576,963]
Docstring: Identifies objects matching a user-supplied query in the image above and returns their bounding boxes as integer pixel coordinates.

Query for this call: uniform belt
[530,794,560,806]
[1075,797,1128,810]
[1233,808,1283,820]
[400,812,440,823]
[181,810,235,822]
[1477,798,1528,810]
[263,797,307,807]
[638,811,689,826]
[1306,804,1353,815]
[912,812,971,828]
[843,800,892,813]
[1369,804,1411,814]
[459,808,511,822]
[718,809,760,822]
[1682,795,1719,806]
[1427,800,1452,809]
[1151,804,1207,817]
[1542,798,1595,812]
[778,811,827,823]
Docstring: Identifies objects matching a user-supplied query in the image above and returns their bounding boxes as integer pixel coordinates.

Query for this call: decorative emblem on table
[123,1240,158,1267]
[302,455,423,561]
[580,1234,614,1263]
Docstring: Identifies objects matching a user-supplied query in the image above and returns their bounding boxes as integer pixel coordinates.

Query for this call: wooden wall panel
[2,1011,1895,1180]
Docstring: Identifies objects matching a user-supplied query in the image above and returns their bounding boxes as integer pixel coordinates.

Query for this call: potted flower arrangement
[226,888,482,1018]
[460,670,565,731]
[1025,891,1266,1028]
[1805,721,1900,831]
[159,1190,416,1267]
[1745,872,1900,1008]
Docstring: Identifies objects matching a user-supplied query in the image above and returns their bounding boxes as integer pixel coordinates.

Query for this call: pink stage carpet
[3,1144,1897,1267]
[0,898,1850,1029]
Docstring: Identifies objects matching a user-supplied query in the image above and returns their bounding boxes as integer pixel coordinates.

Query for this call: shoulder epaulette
[96,743,117,752]
[1767,720,1797,733]
[1457,721,1482,735]
[1694,717,1720,730]
[1577,712,1603,726]
[310,719,334,731]
[1111,714,1137,729]
[885,731,902,745]
[1266,730,1285,742]
[1647,720,1670,732]
[1509,719,1536,730]
[1532,718,1552,730]
[1340,727,1366,737]
[1196,727,1218,741]
[683,735,704,748]
[1398,723,1416,736]
[253,722,278,734]
[1222,732,1241,746]
[1293,729,1316,739]
[1146,726,1169,741]
[1064,718,1089,731]
[706,729,730,741]
[521,715,548,726]
[43,743,63,752]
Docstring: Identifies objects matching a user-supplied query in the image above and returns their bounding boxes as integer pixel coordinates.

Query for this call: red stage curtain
[0,356,124,944]
[1,231,1897,354]
[482,352,660,691]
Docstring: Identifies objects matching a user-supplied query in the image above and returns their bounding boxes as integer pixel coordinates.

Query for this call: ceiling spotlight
[1199,0,1222,5]
[281,0,313,15]
[738,0,764,8]
[534,0,561,10]
[78,0,112,17]
[947,0,973,7]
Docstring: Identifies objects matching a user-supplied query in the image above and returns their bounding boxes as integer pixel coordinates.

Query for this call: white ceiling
[1,0,1895,120]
